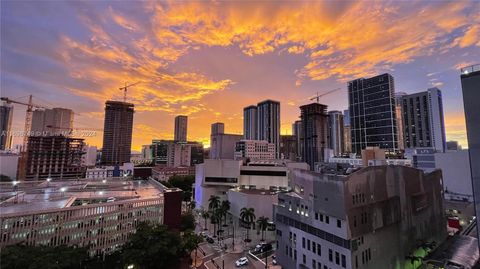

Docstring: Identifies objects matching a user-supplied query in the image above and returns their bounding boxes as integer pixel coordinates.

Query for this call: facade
[395,92,407,150]
[85,163,134,179]
[348,73,398,154]
[300,103,329,170]
[275,166,445,269]
[343,110,351,154]
[435,150,473,202]
[0,102,13,150]
[234,140,276,160]
[174,115,188,142]
[151,140,203,167]
[400,88,446,152]
[257,100,281,158]
[0,150,19,180]
[25,136,85,180]
[328,111,344,157]
[0,179,169,256]
[211,122,225,136]
[280,135,298,161]
[101,101,134,166]
[210,122,242,159]
[151,166,195,182]
[81,145,97,167]
[293,120,304,161]
[243,105,258,140]
[31,107,74,136]
[141,144,154,162]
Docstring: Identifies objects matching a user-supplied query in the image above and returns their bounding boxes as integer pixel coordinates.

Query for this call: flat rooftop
[0,179,163,216]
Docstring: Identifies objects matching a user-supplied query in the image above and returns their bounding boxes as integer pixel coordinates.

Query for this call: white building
[81,145,97,167]
[0,150,18,180]
[234,140,275,160]
[86,163,134,179]
[435,150,472,201]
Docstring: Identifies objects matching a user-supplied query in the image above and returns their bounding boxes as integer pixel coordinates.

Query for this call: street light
[102,179,106,184]
[60,187,67,197]
[12,181,18,203]
[46,177,52,187]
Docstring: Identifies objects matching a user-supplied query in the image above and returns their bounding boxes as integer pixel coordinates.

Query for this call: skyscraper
[300,103,328,170]
[460,64,480,247]
[395,92,407,150]
[31,107,73,136]
[174,115,188,142]
[293,120,304,161]
[343,109,351,153]
[0,102,13,150]
[400,88,446,152]
[101,101,134,165]
[257,100,280,158]
[211,122,225,135]
[243,105,258,140]
[328,110,344,156]
[348,73,398,154]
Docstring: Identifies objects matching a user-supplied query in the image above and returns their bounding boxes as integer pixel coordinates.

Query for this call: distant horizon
[2,1,478,151]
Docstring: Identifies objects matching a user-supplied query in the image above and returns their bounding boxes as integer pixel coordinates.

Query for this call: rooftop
[0,179,163,216]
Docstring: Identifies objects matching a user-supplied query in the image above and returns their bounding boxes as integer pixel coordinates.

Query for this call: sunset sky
[2,1,479,151]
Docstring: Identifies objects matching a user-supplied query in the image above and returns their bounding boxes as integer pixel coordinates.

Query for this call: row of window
[314,212,342,228]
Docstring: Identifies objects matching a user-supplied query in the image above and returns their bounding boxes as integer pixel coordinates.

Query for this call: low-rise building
[0,150,18,180]
[152,166,195,181]
[86,163,134,179]
[0,179,180,256]
[275,165,446,269]
[234,140,275,160]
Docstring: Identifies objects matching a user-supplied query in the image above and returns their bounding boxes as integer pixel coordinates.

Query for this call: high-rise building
[343,110,351,153]
[348,73,398,154]
[300,103,329,170]
[174,115,188,143]
[234,139,275,160]
[0,102,13,150]
[257,100,280,158]
[293,120,304,161]
[151,139,204,167]
[243,105,258,140]
[395,92,407,150]
[280,135,298,161]
[400,88,446,152]
[25,135,85,180]
[211,122,225,135]
[275,165,445,269]
[328,111,344,156]
[31,107,73,136]
[101,101,134,165]
[209,122,242,159]
[460,64,480,247]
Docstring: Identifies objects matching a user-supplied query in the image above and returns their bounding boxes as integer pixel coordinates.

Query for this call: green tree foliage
[164,175,195,202]
[0,244,89,269]
[257,216,269,241]
[122,222,182,269]
[240,207,256,242]
[0,174,12,182]
[180,212,196,231]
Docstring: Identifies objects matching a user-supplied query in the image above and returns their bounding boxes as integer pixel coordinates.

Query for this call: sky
[1,1,479,151]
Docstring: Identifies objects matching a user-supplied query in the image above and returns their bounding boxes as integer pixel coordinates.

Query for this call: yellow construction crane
[119,82,140,102]
[1,95,48,151]
[309,88,342,103]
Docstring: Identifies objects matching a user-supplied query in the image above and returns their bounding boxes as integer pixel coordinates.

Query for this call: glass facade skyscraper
[348,73,398,154]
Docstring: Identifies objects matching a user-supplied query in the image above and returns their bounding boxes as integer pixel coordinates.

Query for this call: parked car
[255,243,272,253]
[235,257,248,267]
[206,236,214,244]
[272,255,277,265]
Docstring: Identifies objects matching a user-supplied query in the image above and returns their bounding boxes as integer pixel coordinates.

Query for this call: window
[337,219,342,228]
[315,212,318,220]
[294,250,297,260]
[285,245,288,256]
[317,243,321,256]
[353,216,357,227]
[302,237,306,248]
[303,254,306,264]
[313,259,316,269]
[325,216,330,224]
[329,249,333,262]
[312,242,316,253]
[320,214,324,222]
[335,251,340,265]
[307,239,311,251]
[355,255,358,268]
[342,254,346,268]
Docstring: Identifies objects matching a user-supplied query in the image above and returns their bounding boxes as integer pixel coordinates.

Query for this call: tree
[122,222,182,269]
[220,200,231,226]
[0,174,12,182]
[208,195,221,211]
[257,216,269,242]
[201,210,210,231]
[0,244,89,269]
[210,208,222,238]
[240,207,256,242]
[182,231,204,266]
[180,212,196,231]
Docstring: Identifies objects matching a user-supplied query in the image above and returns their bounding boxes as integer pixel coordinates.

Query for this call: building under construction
[25,135,85,180]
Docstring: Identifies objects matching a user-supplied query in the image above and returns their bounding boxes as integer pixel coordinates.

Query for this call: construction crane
[119,82,140,102]
[309,88,341,103]
[1,95,48,150]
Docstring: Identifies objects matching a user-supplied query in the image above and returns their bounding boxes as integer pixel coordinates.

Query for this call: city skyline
[2,1,479,151]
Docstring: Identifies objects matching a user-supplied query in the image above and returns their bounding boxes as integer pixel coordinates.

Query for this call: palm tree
[201,210,210,231]
[257,216,269,242]
[208,195,221,211]
[220,200,231,227]
[240,207,256,242]
[210,208,222,238]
